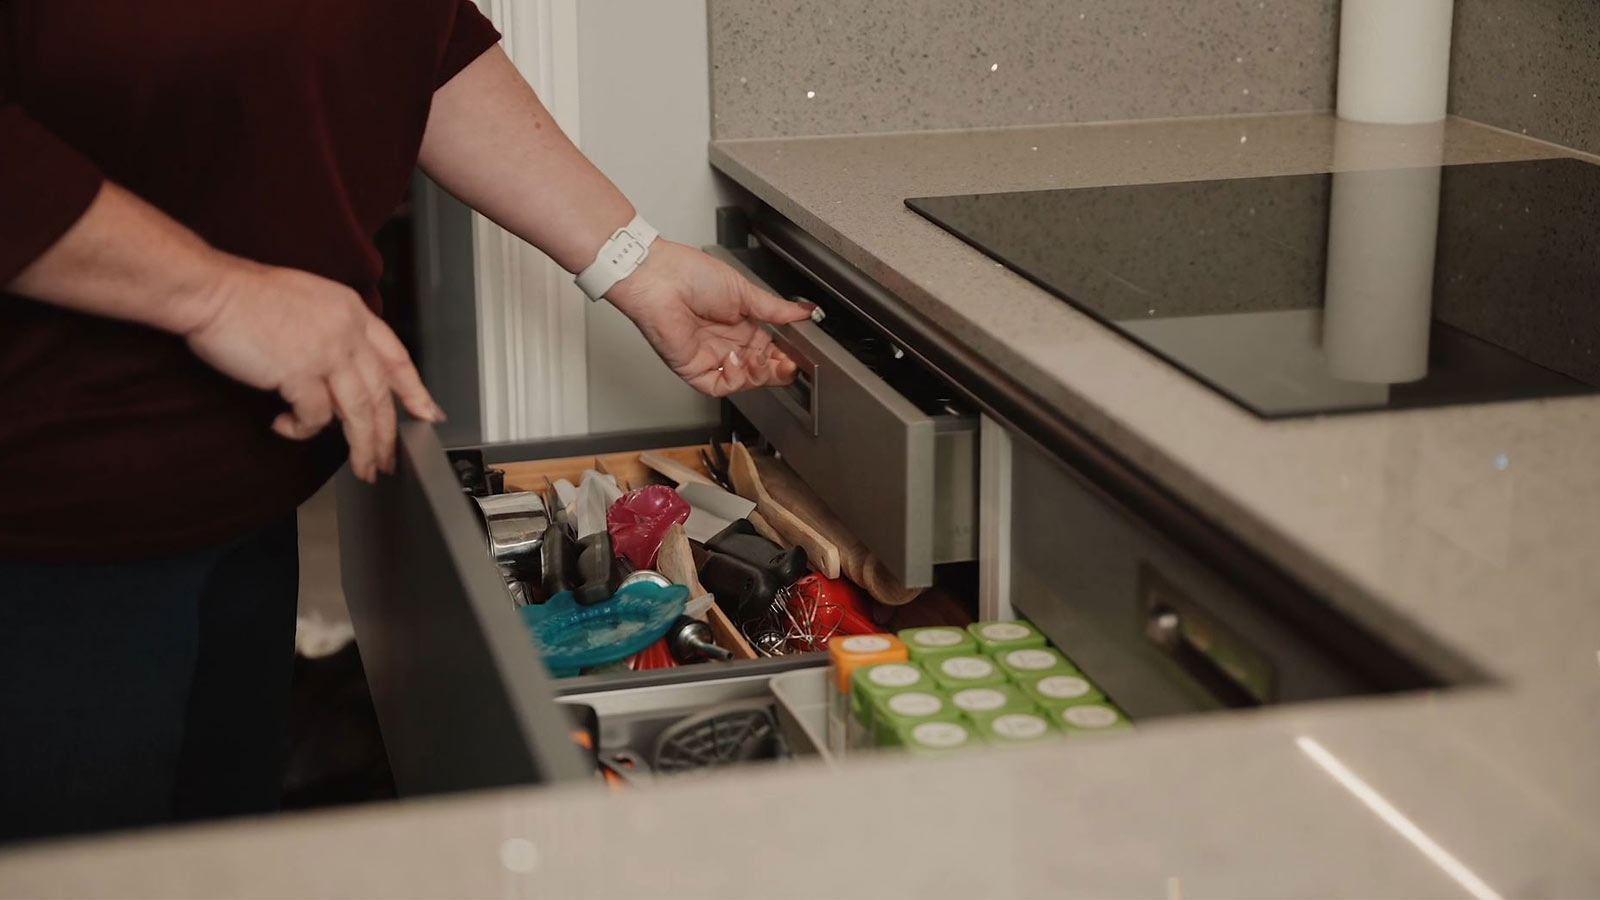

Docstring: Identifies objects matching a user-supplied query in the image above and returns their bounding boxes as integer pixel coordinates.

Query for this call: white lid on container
[887,692,944,717]
[910,721,970,749]
[991,713,1050,741]
[940,656,997,680]
[867,664,922,688]
[977,622,1032,642]
[952,688,1007,712]
[1062,704,1121,729]
[1034,675,1093,700]
[1004,649,1060,671]
[839,635,892,654]
[912,629,964,647]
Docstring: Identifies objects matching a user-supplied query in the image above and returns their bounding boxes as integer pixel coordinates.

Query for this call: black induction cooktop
[907,157,1600,417]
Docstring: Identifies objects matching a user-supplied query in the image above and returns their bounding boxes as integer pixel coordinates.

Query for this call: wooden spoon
[726,442,842,579]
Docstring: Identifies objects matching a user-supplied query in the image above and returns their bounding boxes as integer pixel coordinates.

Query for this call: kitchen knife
[573,472,623,606]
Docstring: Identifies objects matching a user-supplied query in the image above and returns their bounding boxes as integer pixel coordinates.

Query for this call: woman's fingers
[353,347,397,475]
[739,277,815,326]
[328,366,379,482]
[365,317,444,423]
[275,377,334,440]
[713,349,752,396]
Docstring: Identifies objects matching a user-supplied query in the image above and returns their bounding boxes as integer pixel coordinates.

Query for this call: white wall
[575,0,723,433]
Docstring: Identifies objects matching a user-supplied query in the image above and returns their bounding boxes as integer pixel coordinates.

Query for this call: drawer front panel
[713,246,974,588]
[1006,436,1375,718]
[337,424,593,795]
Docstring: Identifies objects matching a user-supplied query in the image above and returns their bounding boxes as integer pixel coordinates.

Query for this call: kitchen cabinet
[337,204,1456,797]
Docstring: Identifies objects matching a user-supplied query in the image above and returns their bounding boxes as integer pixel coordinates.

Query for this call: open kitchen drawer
[339,418,982,795]
[338,204,1476,798]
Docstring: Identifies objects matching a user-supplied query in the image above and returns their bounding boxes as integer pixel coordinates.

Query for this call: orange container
[828,634,908,695]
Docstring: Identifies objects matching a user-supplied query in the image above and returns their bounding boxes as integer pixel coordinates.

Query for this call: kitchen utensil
[448,448,501,498]
[656,524,704,590]
[638,450,717,489]
[706,518,809,586]
[470,492,548,575]
[699,449,733,491]
[667,615,733,662]
[607,485,691,570]
[573,472,624,606]
[701,518,810,631]
[677,481,758,543]
[629,637,679,671]
[619,569,673,590]
[780,574,876,652]
[519,581,689,677]
[705,601,760,660]
[705,438,733,488]
[651,699,781,773]
[726,441,841,579]
[750,452,921,606]
[537,479,578,603]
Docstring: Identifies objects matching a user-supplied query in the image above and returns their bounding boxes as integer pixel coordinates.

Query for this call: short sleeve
[435,0,502,89]
[0,103,104,287]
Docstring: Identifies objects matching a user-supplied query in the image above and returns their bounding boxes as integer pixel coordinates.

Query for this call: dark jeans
[0,517,299,844]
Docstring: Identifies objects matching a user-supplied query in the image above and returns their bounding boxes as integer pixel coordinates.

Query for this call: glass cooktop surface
[907,158,1600,417]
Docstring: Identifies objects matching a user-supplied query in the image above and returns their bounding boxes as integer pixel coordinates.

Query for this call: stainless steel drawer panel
[338,425,715,797]
[337,423,592,796]
[1006,436,1374,719]
[712,246,977,588]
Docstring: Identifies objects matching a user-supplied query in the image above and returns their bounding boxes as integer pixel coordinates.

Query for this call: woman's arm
[418,47,811,397]
[6,181,443,482]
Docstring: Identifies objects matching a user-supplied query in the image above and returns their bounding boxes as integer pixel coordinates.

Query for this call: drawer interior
[462,440,981,688]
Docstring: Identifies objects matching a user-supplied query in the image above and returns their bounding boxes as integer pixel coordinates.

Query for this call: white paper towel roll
[1337,0,1456,124]
[1322,164,1443,384]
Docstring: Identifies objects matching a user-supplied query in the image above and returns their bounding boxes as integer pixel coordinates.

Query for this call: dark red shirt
[0,0,500,559]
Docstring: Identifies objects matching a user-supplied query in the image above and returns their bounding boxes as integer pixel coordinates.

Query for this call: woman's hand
[183,261,444,482]
[604,241,815,397]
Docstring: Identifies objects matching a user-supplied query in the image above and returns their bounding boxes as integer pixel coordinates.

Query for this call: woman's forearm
[417,46,634,274]
[7,181,230,334]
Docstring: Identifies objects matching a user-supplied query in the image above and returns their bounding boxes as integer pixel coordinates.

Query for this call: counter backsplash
[1450,0,1600,156]
[708,0,1339,139]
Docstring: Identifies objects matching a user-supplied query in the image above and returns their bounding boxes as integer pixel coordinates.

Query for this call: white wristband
[575,215,660,302]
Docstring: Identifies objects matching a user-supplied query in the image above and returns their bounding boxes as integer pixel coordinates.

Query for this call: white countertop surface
[2,113,1597,899]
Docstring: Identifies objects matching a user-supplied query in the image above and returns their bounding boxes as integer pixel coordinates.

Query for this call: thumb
[741,280,815,326]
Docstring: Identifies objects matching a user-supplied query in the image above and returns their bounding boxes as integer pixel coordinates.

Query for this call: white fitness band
[574,215,660,302]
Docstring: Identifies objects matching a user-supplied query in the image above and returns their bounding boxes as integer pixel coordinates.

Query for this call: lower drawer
[339,424,982,795]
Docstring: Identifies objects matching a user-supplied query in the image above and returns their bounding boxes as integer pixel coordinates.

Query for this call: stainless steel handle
[1139,564,1276,707]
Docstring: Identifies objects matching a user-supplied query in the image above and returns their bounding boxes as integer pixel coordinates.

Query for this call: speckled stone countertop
[2,114,1598,898]
[708,112,1600,691]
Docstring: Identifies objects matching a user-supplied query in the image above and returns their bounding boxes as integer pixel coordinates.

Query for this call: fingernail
[728,349,741,367]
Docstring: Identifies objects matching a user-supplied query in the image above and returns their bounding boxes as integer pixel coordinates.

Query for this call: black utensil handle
[540,525,576,600]
[575,533,617,606]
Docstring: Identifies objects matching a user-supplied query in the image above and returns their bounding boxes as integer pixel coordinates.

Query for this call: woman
[0,0,807,841]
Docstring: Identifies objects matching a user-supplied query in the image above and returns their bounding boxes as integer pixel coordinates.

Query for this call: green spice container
[1019,673,1105,712]
[872,690,962,745]
[898,626,978,663]
[947,684,1036,724]
[889,719,982,755]
[851,662,932,734]
[967,620,1047,655]
[974,710,1058,748]
[1055,702,1131,735]
[994,647,1077,682]
[928,654,1008,692]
